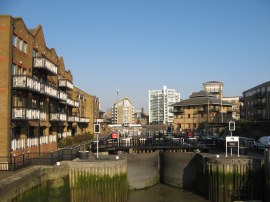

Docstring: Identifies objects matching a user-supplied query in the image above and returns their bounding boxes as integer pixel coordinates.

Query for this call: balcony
[11,134,57,151]
[40,111,47,121]
[33,58,58,75]
[50,113,67,122]
[173,108,184,113]
[255,92,265,99]
[254,102,266,108]
[68,116,80,122]
[79,117,90,123]
[12,108,40,120]
[74,101,79,107]
[66,98,75,106]
[66,98,79,107]
[58,90,67,101]
[40,83,58,99]
[59,79,73,90]
[13,75,41,92]
[209,107,221,112]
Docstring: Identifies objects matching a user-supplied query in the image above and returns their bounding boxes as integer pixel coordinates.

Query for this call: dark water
[13,173,208,202]
[129,184,209,202]
[14,183,208,202]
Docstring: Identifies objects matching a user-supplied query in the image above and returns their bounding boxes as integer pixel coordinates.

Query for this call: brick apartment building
[242,81,270,121]
[172,91,233,132]
[0,15,99,157]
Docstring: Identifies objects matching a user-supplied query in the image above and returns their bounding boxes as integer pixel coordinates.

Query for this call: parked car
[254,136,270,149]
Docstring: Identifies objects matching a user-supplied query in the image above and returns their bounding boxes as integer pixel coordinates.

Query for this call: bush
[57,134,94,148]
[74,134,93,144]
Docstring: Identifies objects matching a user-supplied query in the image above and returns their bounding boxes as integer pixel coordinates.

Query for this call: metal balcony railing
[13,75,41,92]
[50,113,67,121]
[33,58,58,75]
[40,83,58,99]
[79,117,90,123]
[40,111,47,121]
[12,108,40,120]
[11,134,57,151]
[74,101,79,107]
[68,116,80,122]
[59,79,73,90]
[58,90,67,101]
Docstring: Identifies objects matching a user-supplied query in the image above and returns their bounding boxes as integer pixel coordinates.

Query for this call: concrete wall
[127,152,160,189]
[161,152,198,188]
[0,166,51,201]
[197,154,265,202]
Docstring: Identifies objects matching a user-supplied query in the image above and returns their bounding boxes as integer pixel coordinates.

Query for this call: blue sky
[1,0,270,111]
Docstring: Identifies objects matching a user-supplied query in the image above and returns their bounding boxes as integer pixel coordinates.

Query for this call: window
[32,49,38,57]
[23,42,27,53]
[12,64,26,75]
[13,35,27,53]
[40,101,44,109]
[12,35,17,47]
[18,38,22,51]
[13,96,25,107]
[32,99,37,108]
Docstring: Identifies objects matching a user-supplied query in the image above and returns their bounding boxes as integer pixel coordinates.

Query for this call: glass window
[32,49,38,57]
[13,96,25,107]
[23,42,27,53]
[12,35,17,47]
[40,101,44,109]
[18,38,22,51]
[12,64,17,75]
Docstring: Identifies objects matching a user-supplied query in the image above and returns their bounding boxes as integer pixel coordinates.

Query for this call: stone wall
[127,152,160,189]
[160,151,198,188]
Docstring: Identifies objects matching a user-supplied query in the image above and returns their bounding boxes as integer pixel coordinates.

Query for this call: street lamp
[116,90,119,131]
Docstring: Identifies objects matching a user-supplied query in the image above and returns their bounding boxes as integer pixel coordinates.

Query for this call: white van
[254,136,270,149]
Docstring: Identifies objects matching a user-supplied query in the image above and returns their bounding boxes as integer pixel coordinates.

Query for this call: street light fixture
[116,90,119,131]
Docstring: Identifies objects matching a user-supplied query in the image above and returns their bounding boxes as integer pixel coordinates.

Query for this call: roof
[242,81,270,93]
[203,81,223,84]
[190,91,215,98]
[172,91,232,107]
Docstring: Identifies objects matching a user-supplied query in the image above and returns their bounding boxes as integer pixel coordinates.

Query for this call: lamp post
[116,90,119,131]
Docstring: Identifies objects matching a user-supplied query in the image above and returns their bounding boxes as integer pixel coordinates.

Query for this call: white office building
[149,86,180,124]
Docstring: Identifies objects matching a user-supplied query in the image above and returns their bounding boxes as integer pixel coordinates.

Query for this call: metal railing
[12,108,40,120]
[11,135,57,151]
[13,75,41,92]
[33,58,58,75]
[58,79,73,90]
[0,144,86,171]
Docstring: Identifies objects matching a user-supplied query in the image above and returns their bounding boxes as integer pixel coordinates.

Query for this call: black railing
[0,145,84,171]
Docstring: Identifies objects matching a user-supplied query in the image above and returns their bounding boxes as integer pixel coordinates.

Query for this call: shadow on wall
[182,154,200,190]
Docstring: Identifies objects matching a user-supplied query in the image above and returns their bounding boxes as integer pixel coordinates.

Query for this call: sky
[1,0,270,112]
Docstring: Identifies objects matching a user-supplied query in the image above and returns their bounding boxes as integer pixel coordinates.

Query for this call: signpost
[226,121,239,157]
[94,124,100,159]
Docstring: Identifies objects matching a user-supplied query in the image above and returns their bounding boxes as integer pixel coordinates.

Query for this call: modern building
[172,91,232,132]
[112,98,134,127]
[0,16,99,157]
[203,81,224,98]
[149,86,180,125]
[242,81,270,121]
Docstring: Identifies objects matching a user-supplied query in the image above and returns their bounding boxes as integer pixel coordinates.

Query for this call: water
[14,181,208,202]
[129,184,208,202]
